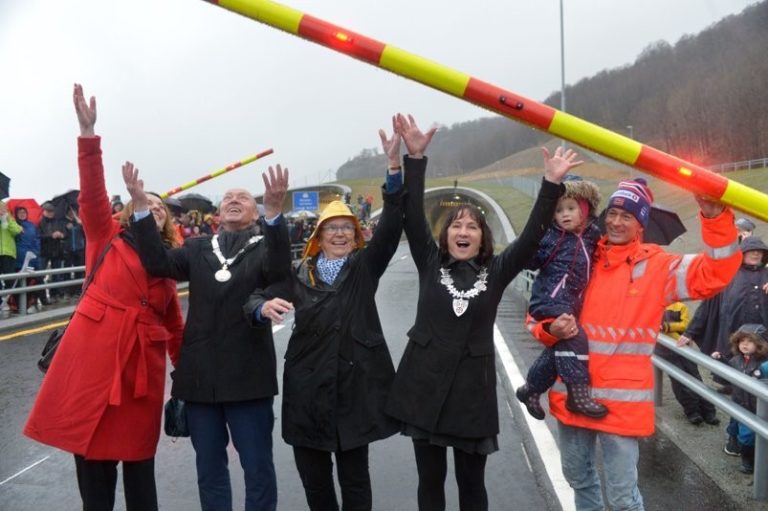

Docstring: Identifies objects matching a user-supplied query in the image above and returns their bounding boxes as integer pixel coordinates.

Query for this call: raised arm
[73,83,114,244]
[359,117,406,277]
[495,147,577,282]
[399,113,438,270]
[124,162,191,281]
[257,164,292,284]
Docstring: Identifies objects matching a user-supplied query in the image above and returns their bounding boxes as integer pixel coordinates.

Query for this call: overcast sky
[0,0,758,203]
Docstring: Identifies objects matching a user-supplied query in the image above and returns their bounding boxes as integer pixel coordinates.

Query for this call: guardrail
[0,266,85,315]
[512,269,768,500]
[1,243,309,316]
[653,334,768,500]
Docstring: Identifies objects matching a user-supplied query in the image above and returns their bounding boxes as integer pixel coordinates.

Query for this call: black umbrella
[163,196,186,215]
[0,170,10,200]
[50,189,80,219]
[598,204,686,245]
[178,193,215,214]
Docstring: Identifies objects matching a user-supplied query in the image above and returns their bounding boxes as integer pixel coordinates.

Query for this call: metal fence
[513,269,768,500]
[0,266,85,315]
[709,157,768,173]
[0,243,309,316]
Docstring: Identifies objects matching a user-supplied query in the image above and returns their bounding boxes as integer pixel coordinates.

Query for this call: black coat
[684,263,768,355]
[385,156,563,438]
[39,217,66,259]
[728,353,766,412]
[131,215,290,403]
[244,186,404,452]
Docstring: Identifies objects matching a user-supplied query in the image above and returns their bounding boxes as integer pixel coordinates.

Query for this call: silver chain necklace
[439,266,489,317]
[211,234,262,282]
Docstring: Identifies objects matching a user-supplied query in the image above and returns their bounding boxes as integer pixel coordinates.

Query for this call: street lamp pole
[559,0,566,149]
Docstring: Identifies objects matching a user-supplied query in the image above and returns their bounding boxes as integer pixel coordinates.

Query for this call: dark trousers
[0,255,16,290]
[39,255,66,298]
[64,249,86,295]
[293,444,371,511]
[526,327,590,393]
[73,454,158,511]
[186,398,277,511]
[654,344,716,418]
[412,439,488,511]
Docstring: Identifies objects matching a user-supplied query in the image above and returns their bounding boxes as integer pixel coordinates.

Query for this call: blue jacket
[15,219,41,270]
[526,220,601,318]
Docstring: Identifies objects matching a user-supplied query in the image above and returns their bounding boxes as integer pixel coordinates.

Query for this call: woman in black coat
[384,114,579,511]
[244,119,405,511]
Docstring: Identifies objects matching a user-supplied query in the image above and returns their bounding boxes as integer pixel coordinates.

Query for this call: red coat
[24,137,184,461]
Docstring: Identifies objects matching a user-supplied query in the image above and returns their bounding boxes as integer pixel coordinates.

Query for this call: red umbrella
[7,198,43,225]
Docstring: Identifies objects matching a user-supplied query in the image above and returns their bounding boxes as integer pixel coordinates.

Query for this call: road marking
[0,321,69,342]
[494,323,575,511]
[0,456,50,486]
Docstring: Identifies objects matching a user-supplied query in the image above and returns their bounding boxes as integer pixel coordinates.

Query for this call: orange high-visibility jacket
[538,208,741,437]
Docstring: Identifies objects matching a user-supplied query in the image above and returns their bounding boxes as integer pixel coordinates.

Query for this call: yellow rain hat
[303,200,365,259]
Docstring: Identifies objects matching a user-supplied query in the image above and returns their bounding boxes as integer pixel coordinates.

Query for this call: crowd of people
[15,84,767,511]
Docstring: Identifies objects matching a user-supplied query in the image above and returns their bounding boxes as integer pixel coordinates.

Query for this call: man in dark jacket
[126,166,290,511]
[680,236,768,455]
[38,201,67,302]
[63,206,85,297]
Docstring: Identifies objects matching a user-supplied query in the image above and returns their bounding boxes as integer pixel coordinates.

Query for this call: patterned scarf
[316,253,348,285]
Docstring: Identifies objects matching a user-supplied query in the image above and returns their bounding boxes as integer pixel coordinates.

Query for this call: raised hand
[694,194,725,219]
[121,161,149,211]
[542,146,584,184]
[73,83,97,137]
[378,115,401,167]
[397,113,437,158]
[262,164,289,219]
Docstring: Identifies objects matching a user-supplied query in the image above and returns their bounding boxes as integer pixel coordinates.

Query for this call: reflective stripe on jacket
[548,208,741,436]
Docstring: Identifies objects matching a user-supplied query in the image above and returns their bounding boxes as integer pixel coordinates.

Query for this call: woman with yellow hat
[384,114,578,510]
[245,118,406,510]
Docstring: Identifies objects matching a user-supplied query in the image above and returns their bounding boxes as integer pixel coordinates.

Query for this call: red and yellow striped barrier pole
[203,0,767,221]
[160,148,274,198]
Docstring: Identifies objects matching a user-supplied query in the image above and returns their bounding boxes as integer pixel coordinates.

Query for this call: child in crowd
[516,175,608,419]
[715,323,768,474]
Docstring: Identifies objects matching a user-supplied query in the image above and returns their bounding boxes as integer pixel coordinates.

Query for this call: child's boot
[516,384,545,420]
[739,445,754,474]
[565,383,608,418]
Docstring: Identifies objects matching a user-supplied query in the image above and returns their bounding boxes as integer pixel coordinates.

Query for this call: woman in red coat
[24,84,184,511]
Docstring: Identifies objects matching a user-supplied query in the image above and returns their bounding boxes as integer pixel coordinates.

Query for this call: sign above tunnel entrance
[292,191,319,211]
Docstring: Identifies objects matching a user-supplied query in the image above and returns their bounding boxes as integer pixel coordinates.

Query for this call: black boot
[739,445,754,474]
[516,384,545,420]
[565,383,608,419]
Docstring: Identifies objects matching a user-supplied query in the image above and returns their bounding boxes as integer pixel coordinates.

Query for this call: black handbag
[37,328,64,373]
[163,397,190,437]
[37,239,115,374]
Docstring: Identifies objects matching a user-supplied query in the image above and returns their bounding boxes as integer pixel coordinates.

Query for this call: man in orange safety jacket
[527,178,741,511]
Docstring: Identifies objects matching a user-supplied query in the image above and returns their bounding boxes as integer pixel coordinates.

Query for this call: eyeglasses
[322,223,356,234]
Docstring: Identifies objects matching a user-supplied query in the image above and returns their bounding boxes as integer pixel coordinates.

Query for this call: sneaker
[702,413,720,426]
[739,462,754,475]
[724,435,741,456]
[686,413,704,425]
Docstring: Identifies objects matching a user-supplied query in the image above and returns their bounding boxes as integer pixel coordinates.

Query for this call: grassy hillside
[337,154,768,256]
